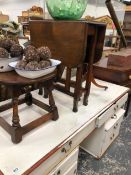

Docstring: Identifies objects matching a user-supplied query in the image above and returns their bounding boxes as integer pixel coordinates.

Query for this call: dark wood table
[29,20,107,112]
[93,57,131,115]
[0,71,59,143]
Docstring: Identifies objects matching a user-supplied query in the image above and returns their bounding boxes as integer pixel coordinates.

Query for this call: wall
[0,0,44,21]
[0,0,125,26]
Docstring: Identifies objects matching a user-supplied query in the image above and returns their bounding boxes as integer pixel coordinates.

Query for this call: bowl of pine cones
[9,45,61,79]
[0,38,23,72]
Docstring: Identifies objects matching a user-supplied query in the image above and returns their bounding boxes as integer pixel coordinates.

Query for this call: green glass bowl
[46,0,88,20]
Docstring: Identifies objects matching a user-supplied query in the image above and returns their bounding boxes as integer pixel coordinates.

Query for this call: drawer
[96,93,128,128]
[29,141,76,175]
[81,108,125,159]
[114,93,128,111]
[96,104,115,128]
[102,108,125,153]
[49,147,79,175]
[30,115,95,175]
[64,161,77,175]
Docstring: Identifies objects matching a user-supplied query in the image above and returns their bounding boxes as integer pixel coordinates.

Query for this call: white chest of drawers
[0,80,129,175]
[81,108,126,158]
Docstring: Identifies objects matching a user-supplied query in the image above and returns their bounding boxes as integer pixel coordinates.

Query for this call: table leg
[46,81,59,121]
[11,89,22,143]
[73,66,83,112]
[25,92,33,106]
[12,97,20,127]
[38,87,43,95]
[83,29,98,106]
[44,87,49,98]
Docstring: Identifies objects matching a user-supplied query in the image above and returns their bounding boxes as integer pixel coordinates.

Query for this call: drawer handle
[0,66,4,69]
[61,140,72,153]
[114,107,117,112]
[57,170,61,175]
[111,114,117,119]
[74,169,77,174]
[110,133,115,140]
[114,123,118,129]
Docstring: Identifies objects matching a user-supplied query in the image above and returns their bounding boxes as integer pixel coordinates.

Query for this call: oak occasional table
[0,71,59,143]
[93,57,131,115]
[30,20,107,112]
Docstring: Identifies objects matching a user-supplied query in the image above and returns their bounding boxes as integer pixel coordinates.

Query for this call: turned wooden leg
[11,127,22,144]
[12,95,22,143]
[25,92,33,106]
[91,76,108,90]
[38,87,43,95]
[83,29,98,106]
[12,97,20,127]
[73,66,83,112]
[46,81,59,121]
[44,87,49,99]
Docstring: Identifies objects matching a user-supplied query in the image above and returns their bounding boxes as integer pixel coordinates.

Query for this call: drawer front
[114,93,128,111]
[96,104,115,128]
[64,161,77,175]
[29,118,95,175]
[49,147,79,175]
[96,93,128,128]
[102,109,125,155]
[80,108,125,159]
[29,143,74,175]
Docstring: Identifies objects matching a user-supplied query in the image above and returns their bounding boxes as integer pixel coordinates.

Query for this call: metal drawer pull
[111,114,117,119]
[61,140,73,153]
[114,107,117,112]
[114,123,119,129]
[53,170,61,175]
[57,170,61,175]
[0,66,4,69]
[74,169,77,174]
[110,133,115,140]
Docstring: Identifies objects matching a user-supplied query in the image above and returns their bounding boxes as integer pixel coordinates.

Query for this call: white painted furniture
[48,147,78,175]
[81,108,126,158]
[0,80,129,175]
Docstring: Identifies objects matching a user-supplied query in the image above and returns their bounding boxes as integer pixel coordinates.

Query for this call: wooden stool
[0,71,59,143]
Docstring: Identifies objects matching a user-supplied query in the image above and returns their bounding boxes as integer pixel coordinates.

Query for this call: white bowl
[9,59,61,79]
[0,56,21,72]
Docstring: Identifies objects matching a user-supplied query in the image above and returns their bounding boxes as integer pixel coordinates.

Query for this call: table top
[0,80,129,175]
[0,71,56,85]
[93,58,131,87]
[94,57,131,72]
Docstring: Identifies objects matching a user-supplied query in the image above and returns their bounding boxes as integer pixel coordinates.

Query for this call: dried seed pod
[0,47,9,58]
[25,61,40,70]
[39,60,51,69]
[16,60,28,69]
[24,49,40,62]
[24,45,36,55]
[37,46,51,60]
[10,44,23,57]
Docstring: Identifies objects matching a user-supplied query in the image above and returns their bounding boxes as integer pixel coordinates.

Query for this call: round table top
[0,71,56,85]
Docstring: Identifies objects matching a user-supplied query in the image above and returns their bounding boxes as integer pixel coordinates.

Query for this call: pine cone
[37,46,52,60]
[10,44,23,57]
[0,47,9,58]
[1,39,16,52]
[39,60,51,69]
[24,45,36,55]
[25,49,40,62]
[16,60,27,69]
[25,61,40,70]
